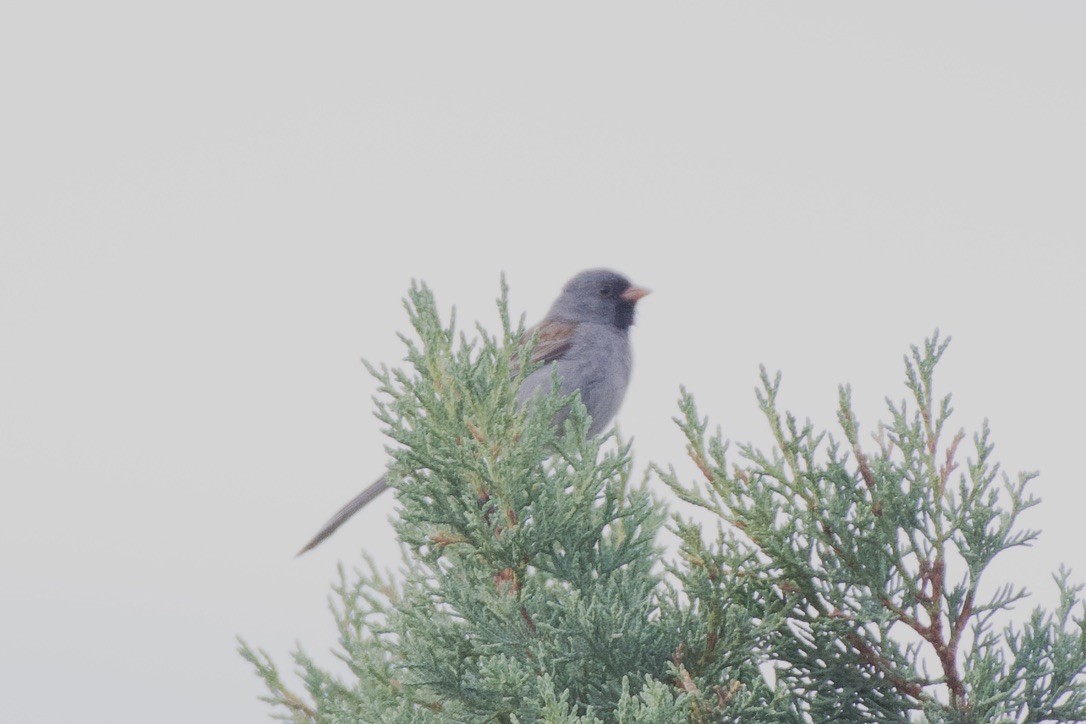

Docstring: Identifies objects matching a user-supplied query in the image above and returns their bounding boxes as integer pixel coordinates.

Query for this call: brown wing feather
[510,320,577,378]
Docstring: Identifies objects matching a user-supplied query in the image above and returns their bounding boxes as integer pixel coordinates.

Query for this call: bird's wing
[510,319,577,378]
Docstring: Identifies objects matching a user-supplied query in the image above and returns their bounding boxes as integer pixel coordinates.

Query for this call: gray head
[545,269,650,330]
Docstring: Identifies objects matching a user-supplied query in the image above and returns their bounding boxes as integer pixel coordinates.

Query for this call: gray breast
[516,323,631,438]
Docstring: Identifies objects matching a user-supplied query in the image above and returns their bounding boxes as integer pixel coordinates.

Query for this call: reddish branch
[879,554,967,704]
[519,605,537,634]
[782,489,926,698]
[856,412,969,702]
[846,630,924,699]
[937,431,965,497]
[696,400,976,706]
[851,444,883,516]
[691,451,714,482]
[494,567,537,634]
[854,446,877,491]
[465,419,486,444]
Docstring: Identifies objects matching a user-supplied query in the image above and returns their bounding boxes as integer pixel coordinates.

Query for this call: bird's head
[546,269,650,330]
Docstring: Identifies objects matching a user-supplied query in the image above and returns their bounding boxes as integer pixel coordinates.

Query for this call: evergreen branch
[240,286,1086,723]
[238,639,318,723]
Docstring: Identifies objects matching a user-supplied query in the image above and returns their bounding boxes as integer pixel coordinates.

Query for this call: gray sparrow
[297,269,649,555]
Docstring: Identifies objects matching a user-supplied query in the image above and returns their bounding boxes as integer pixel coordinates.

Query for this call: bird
[297,269,650,555]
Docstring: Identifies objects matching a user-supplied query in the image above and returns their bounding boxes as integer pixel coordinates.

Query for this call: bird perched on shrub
[298,269,650,555]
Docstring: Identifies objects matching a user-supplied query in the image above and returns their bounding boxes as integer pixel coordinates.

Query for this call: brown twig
[854,446,877,491]
[848,629,924,699]
[494,567,537,634]
[690,450,714,482]
[465,419,486,444]
[938,430,965,497]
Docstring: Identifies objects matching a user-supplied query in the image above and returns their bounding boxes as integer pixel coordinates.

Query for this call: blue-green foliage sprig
[659,331,1086,722]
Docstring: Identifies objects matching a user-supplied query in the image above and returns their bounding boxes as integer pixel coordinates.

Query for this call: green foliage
[660,332,1086,722]
[241,285,1086,723]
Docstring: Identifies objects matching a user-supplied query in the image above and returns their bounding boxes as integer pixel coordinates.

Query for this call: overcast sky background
[3,3,1085,721]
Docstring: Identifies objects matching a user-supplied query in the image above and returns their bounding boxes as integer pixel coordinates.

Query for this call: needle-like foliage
[241,284,1086,723]
[659,332,1086,722]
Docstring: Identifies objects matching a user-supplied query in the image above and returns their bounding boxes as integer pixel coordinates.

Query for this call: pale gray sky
[2,3,1085,721]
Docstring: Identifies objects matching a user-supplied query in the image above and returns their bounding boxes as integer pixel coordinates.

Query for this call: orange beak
[621,284,651,303]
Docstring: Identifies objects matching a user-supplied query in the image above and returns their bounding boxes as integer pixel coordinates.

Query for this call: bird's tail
[296,475,390,555]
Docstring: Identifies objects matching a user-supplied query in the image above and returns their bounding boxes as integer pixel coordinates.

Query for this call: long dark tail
[296,475,389,555]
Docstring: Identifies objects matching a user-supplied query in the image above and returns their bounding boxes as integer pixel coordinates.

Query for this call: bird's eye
[599,284,614,298]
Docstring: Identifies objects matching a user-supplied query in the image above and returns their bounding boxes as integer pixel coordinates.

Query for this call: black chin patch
[615,300,636,330]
